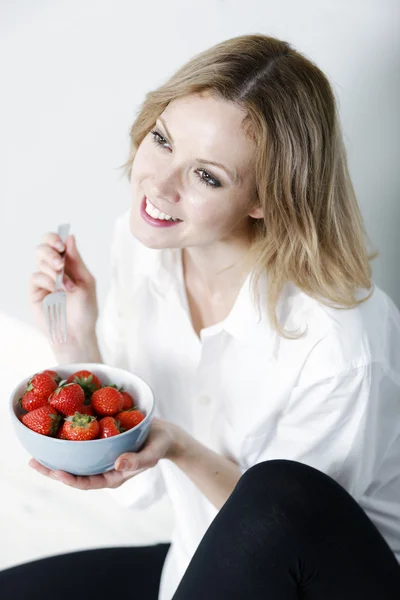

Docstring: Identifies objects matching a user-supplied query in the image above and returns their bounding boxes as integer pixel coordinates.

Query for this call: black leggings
[2,460,400,599]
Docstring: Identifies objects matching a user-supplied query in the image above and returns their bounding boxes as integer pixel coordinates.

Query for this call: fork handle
[55,223,71,290]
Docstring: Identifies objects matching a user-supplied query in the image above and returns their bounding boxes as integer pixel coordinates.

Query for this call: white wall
[1,0,399,327]
[0,0,399,574]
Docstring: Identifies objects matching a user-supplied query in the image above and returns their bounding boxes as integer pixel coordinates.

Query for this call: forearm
[168,428,242,510]
[51,333,103,364]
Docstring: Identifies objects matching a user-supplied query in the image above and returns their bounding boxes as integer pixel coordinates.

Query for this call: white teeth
[145,198,180,222]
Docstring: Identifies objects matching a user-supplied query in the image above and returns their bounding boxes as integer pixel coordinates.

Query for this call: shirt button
[198,395,211,406]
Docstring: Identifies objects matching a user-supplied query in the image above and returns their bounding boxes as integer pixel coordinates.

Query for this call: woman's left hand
[114,417,183,472]
[29,417,185,490]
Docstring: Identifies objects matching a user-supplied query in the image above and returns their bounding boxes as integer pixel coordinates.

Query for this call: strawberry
[20,389,49,412]
[67,370,102,400]
[42,370,61,384]
[108,385,136,410]
[120,390,135,411]
[91,387,124,416]
[116,408,145,431]
[22,405,61,436]
[63,412,100,441]
[56,423,68,439]
[24,372,57,405]
[98,416,121,438]
[49,382,85,416]
[79,403,95,416]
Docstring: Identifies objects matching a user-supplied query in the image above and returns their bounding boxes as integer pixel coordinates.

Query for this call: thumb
[64,235,92,283]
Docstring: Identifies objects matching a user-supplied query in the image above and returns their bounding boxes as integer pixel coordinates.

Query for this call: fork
[42,223,71,344]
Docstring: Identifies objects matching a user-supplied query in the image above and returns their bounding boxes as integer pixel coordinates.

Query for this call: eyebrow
[158,117,241,185]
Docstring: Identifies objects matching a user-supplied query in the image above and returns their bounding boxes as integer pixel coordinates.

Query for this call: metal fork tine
[46,305,53,344]
[58,304,63,344]
[54,303,59,344]
[51,304,57,345]
[57,304,62,344]
[42,223,70,345]
[61,303,67,343]
[58,302,64,344]
[57,303,62,344]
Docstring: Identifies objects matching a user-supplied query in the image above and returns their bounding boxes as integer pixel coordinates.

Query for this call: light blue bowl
[10,362,155,476]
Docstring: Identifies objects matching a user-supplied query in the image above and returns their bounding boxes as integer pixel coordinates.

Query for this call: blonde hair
[124,34,375,336]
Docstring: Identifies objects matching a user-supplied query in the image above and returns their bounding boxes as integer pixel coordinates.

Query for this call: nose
[150,169,180,205]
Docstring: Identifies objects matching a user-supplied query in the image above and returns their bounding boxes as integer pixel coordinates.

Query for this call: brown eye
[150,129,221,189]
[150,130,171,149]
[195,169,221,189]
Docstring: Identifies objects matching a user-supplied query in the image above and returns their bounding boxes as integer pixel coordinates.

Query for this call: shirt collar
[223,271,277,353]
[149,247,278,354]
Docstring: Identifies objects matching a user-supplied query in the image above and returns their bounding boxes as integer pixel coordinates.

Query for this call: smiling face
[129,93,263,250]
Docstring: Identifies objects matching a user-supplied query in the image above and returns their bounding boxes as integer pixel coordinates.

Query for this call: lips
[140,196,182,229]
[144,196,181,222]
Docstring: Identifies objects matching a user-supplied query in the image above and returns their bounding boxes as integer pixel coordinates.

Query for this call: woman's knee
[236,459,340,512]
[240,459,321,487]
[223,460,347,551]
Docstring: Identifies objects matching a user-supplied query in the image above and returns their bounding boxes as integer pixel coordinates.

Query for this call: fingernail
[55,242,65,252]
[51,472,60,479]
[65,279,75,291]
[117,460,128,471]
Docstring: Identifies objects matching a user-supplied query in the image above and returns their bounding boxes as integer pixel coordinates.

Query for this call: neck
[182,235,254,298]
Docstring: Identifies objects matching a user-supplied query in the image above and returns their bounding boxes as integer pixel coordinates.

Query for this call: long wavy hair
[123,34,374,336]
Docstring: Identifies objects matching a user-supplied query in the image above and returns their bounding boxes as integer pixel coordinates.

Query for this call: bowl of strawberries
[10,363,154,476]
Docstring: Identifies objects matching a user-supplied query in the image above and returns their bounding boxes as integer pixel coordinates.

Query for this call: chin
[128,214,172,250]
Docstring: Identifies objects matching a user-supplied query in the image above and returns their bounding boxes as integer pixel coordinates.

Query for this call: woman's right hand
[28,458,147,489]
[30,232,99,355]
[28,420,172,489]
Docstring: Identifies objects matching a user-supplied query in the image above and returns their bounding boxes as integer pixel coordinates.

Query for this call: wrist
[166,424,194,463]
[52,333,103,364]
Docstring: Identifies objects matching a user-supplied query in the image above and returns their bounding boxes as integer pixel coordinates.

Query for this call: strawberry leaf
[73,376,100,401]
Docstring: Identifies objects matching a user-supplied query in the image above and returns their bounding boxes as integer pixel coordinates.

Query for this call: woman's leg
[173,460,400,600]
[0,543,170,600]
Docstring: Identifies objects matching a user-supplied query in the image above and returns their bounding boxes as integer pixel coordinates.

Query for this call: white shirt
[99,210,400,600]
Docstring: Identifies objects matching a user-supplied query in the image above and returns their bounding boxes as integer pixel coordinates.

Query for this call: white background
[0,0,399,571]
[1,0,399,326]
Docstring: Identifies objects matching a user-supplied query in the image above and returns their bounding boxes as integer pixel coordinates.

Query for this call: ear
[248,205,264,219]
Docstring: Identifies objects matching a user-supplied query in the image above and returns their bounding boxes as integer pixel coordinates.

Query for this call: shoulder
[279,283,400,378]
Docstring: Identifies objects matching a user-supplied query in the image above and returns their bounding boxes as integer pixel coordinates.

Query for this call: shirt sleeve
[239,359,385,501]
[97,213,168,509]
[107,465,168,509]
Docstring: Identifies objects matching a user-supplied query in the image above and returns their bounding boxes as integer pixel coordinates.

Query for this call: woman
[5,34,400,598]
